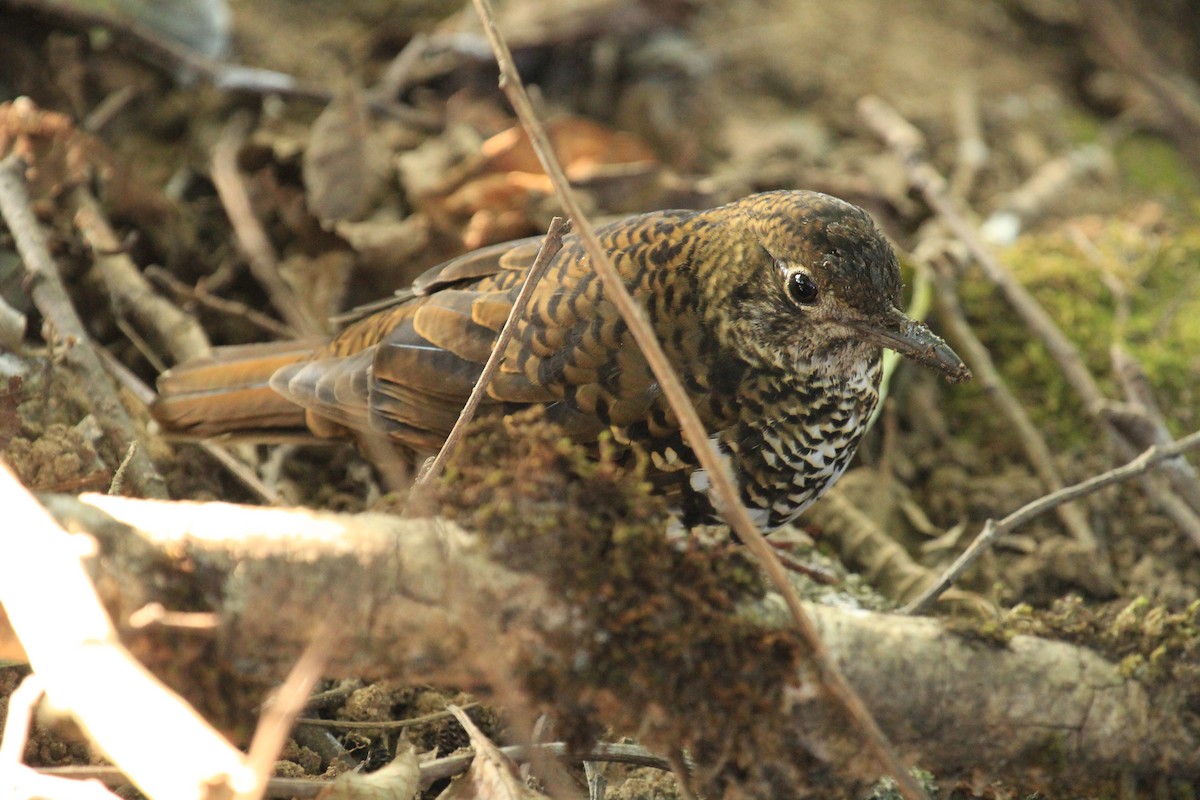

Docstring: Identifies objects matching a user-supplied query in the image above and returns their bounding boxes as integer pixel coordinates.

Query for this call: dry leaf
[0,98,107,199]
[414,116,662,248]
[334,213,431,272]
[318,742,421,800]
[304,80,385,223]
[436,705,548,800]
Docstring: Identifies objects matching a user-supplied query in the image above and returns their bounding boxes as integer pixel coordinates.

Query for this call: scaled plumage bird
[154,190,970,528]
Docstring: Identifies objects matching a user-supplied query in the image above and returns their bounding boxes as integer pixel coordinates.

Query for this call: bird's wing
[274,208,727,452]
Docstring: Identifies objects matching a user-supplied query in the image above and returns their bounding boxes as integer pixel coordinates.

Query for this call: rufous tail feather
[151,342,321,436]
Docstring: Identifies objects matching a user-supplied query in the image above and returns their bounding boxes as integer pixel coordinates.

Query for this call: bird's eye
[786,272,819,306]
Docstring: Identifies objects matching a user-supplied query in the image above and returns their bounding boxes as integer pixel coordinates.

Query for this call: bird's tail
[151,341,321,438]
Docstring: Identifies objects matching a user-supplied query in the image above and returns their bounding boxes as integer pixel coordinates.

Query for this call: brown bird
[154,190,970,528]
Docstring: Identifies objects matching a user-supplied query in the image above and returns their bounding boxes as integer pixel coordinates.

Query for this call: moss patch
[948,205,1200,448]
[433,410,817,795]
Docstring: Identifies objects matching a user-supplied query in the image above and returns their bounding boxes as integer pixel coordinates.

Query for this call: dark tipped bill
[855,307,972,383]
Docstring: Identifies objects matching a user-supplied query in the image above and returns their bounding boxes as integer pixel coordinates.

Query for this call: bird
[153,190,970,529]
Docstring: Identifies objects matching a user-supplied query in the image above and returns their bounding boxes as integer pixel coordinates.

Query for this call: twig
[145,265,295,339]
[108,443,137,495]
[0,459,252,797]
[210,114,325,338]
[923,251,1098,549]
[859,95,1200,545]
[93,344,286,506]
[470,4,925,799]
[982,145,1111,243]
[73,184,212,364]
[296,701,481,731]
[39,742,673,797]
[905,429,1200,614]
[0,290,26,349]
[1110,345,1200,513]
[238,630,332,800]
[416,217,567,486]
[949,82,987,200]
[0,155,168,498]
[82,85,139,134]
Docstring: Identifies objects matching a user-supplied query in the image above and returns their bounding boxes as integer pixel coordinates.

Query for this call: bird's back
[265,206,738,456]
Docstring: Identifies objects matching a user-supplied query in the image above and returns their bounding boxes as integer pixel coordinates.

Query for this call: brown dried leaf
[0,97,107,199]
[416,116,662,247]
[435,705,548,800]
[304,81,383,223]
[334,213,430,272]
[318,741,421,800]
[479,116,657,182]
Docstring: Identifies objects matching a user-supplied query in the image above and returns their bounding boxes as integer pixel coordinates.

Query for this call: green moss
[432,411,814,794]
[1060,109,1105,146]
[998,596,1200,686]
[1114,134,1200,200]
[947,207,1200,447]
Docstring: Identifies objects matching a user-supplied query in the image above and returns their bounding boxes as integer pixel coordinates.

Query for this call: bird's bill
[854,308,972,383]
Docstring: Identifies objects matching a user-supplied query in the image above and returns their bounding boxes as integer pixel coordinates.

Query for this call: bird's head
[707,191,970,383]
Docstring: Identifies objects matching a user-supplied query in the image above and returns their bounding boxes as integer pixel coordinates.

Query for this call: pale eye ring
[786,271,819,306]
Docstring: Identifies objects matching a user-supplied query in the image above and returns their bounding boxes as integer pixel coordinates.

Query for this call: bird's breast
[721,359,881,529]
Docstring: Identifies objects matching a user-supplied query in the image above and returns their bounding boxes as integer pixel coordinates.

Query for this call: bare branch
[0,155,168,498]
[0,460,251,798]
[906,429,1200,613]
[210,114,325,339]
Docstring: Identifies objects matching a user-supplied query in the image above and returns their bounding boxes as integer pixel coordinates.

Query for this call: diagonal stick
[906,429,1200,614]
[469,3,927,798]
[416,216,567,486]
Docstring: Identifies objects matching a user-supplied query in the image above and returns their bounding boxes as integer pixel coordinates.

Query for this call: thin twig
[93,344,286,506]
[108,443,137,496]
[924,251,1098,549]
[238,630,333,800]
[905,429,1200,614]
[983,145,1110,242]
[296,701,481,731]
[1110,346,1200,513]
[145,266,296,340]
[416,217,567,486]
[210,114,325,338]
[0,155,168,498]
[469,4,925,799]
[859,94,1200,545]
[39,741,673,797]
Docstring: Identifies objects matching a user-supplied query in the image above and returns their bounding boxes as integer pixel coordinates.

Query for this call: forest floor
[1,0,1199,798]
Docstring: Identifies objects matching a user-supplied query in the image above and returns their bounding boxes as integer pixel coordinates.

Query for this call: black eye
[786,272,819,306]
